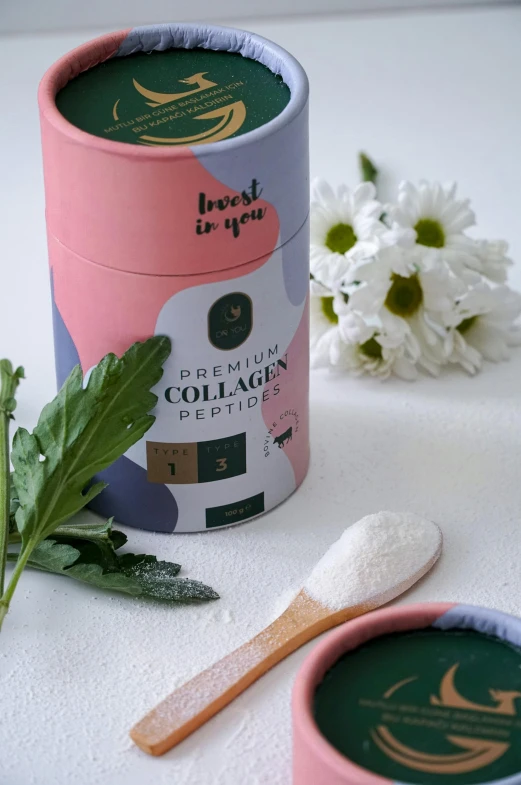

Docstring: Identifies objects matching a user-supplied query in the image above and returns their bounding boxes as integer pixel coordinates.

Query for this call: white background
[1,5,521,785]
[0,0,516,33]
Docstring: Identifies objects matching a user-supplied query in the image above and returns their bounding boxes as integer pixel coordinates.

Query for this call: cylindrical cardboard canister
[39,23,310,533]
[293,603,521,785]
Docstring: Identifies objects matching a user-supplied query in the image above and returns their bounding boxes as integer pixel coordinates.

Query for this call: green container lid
[314,628,521,784]
[56,48,291,147]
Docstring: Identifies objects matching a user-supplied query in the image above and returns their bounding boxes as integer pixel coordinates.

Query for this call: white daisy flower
[444,285,521,368]
[347,245,457,327]
[347,246,460,376]
[388,181,480,283]
[471,239,513,283]
[309,279,345,368]
[310,179,383,290]
[443,329,483,375]
[335,323,420,381]
[308,162,521,382]
[337,310,375,345]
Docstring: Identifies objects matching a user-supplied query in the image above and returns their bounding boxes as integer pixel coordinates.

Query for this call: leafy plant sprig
[0,338,218,631]
[6,516,218,602]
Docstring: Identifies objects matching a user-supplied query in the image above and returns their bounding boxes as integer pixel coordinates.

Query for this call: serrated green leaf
[54,518,114,541]
[11,336,171,547]
[119,554,218,601]
[30,538,80,571]
[12,540,216,601]
[1,338,220,614]
[110,530,128,550]
[50,517,128,572]
[53,516,127,549]
[145,578,220,603]
[58,536,120,572]
[8,537,218,602]
[119,552,181,578]
[11,537,141,595]
[65,563,142,595]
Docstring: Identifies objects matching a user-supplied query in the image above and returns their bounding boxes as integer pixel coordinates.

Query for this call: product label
[56,48,291,146]
[123,229,309,532]
[313,629,521,784]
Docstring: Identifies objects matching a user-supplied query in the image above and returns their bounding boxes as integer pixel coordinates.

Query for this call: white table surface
[1,6,521,784]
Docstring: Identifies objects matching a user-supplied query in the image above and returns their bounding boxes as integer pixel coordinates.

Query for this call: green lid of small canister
[56,48,291,147]
[314,625,521,784]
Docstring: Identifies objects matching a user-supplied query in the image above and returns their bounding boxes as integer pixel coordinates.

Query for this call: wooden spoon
[131,518,441,756]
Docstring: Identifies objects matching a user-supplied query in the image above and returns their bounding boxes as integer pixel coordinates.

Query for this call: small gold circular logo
[208,293,252,351]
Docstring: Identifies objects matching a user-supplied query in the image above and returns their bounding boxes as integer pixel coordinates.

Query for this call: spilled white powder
[304,511,442,610]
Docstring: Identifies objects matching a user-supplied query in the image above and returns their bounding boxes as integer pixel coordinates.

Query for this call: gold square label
[146,441,198,484]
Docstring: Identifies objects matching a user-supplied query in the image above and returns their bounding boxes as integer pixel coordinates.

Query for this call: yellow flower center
[360,337,383,359]
[325,223,357,254]
[385,274,423,317]
[414,218,445,248]
[457,316,477,334]
[321,296,338,324]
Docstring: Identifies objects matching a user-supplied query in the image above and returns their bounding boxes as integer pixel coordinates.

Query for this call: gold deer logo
[431,664,521,716]
[132,72,218,107]
[371,663,521,775]
[111,71,247,147]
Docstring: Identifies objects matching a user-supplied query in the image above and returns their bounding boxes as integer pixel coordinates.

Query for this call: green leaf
[53,518,115,541]
[51,518,130,574]
[11,336,171,547]
[119,553,181,581]
[359,152,378,185]
[121,553,218,601]
[110,530,128,551]
[18,539,142,595]
[57,535,120,573]
[3,338,218,611]
[53,516,128,552]
[151,578,220,602]
[11,533,217,603]
[29,538,80,571]
[118,553,219,602]
[4,397,16,414]
[65,563,142,595]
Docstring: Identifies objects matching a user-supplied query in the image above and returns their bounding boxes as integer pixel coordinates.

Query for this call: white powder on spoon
[304,511,442,610]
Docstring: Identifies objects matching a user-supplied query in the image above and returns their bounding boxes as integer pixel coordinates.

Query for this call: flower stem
[0,361,23,599]
[0,541,34,631]
[0,360,24,608]
[0,409,9,600]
